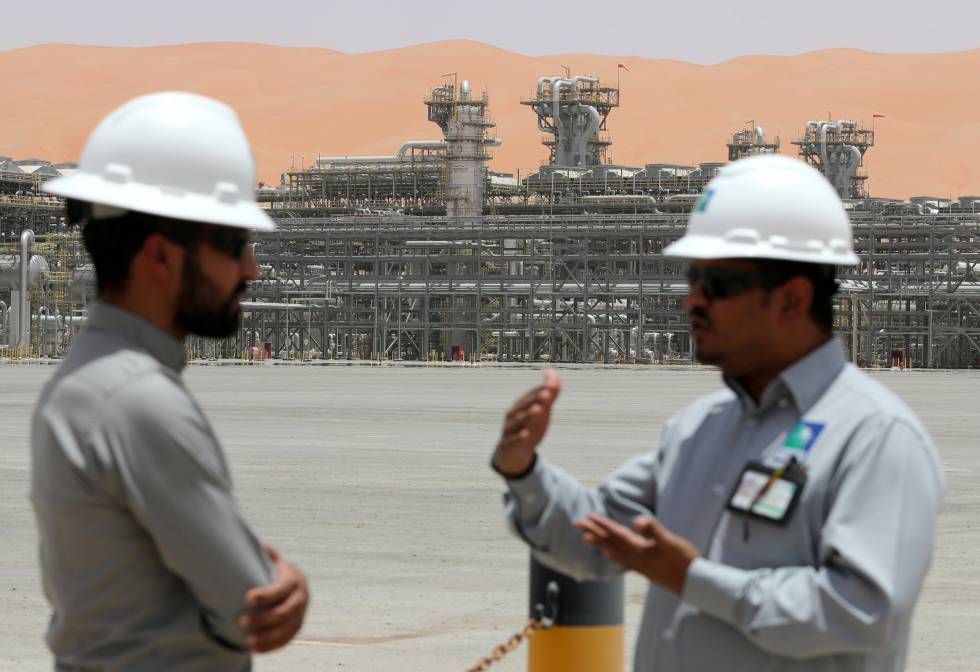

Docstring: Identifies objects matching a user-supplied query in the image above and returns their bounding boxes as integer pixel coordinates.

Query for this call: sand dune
[1,40,977,198]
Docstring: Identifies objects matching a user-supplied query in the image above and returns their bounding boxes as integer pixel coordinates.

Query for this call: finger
[584,514,651,554]
[633,515,668,541]
[247,611,305,653]
[496,428,531,451]
[583,513,633,538]
[542,369,562,398]
[575,518,611,543]
[575,514,612,537]
[262,545,281,563]
[242,586,306,631]
[245,569,298,608]
[502,402,544,435]
[507,386,553,418]
[504,390,554,428]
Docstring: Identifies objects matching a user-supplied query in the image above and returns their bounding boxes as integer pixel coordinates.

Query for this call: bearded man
[31,92,308,671]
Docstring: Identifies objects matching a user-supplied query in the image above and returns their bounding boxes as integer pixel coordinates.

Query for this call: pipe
[846,145,862,175]
[239,301,315,312]
[0,300,7,337]
[576,195,658,206]
[536,75,562,97]
[15,229,34,351]
[550,77,572,137]
[754,126,764,145]
[577,104,601,165]
[397,140,448,157]
[315,155,401,165]
[818,122,836,174]
[570,76,597,91]
[460,79,471,100]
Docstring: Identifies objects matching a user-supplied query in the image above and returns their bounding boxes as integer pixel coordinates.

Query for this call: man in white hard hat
[492,155,943,671]
[32,92,309,670]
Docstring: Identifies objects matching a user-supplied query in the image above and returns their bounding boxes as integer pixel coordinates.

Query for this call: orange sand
[1,40,976,199]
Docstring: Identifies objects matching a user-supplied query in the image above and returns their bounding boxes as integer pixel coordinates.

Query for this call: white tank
[0,254,49,289]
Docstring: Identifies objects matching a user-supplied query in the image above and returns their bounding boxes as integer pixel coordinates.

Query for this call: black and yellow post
[528,556,624,671]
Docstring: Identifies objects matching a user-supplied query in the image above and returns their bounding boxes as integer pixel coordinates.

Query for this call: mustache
[226,282,249,310]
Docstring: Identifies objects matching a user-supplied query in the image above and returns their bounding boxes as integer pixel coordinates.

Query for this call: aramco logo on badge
[783,421,825,454]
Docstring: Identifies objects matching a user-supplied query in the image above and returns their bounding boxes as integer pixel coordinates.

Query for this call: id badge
[726,460,806,525]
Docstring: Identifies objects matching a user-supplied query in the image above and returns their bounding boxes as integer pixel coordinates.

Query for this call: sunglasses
[198,227,251,260]
[160,223,251,261]
[685,265,791,301]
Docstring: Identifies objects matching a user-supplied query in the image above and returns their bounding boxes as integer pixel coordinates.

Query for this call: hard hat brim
[664,234,860,266]
[44,172,275,231]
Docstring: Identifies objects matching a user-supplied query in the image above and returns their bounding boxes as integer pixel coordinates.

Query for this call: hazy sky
[2,0,978,64]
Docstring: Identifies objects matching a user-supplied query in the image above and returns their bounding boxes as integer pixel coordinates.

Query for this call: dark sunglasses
[685,265,791,300]
[198,226,251,260]
[160,223,251,261]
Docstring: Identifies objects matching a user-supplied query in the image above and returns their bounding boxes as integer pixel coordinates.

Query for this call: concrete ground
[1,362,978,671]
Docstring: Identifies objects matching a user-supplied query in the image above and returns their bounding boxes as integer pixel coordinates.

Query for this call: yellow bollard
[528,557,624,672]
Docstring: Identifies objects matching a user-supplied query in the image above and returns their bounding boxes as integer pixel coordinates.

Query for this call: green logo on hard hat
[695,188,715,213]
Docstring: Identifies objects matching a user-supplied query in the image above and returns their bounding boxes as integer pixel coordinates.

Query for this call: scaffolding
[229,211,980,368]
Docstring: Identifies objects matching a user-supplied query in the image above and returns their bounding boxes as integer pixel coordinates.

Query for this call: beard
[174,248,246,339]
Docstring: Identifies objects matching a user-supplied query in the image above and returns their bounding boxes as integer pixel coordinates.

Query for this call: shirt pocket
[710,500,818,570]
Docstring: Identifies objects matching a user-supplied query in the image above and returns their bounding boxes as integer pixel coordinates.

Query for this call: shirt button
[712,483,725,497]
[778,399,788,408]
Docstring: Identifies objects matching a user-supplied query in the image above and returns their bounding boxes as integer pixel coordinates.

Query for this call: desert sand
[0,40,977,198]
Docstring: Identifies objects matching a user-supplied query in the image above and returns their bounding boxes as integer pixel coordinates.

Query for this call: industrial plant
[3,74,980,368]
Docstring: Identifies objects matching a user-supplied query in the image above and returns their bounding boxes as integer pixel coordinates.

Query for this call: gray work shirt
[504,339,944,671]
[31,302,272,671]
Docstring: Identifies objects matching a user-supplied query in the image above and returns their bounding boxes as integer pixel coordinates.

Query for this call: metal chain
[464,616,551,672]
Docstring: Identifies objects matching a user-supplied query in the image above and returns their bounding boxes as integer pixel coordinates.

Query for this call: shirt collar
[86,301,187,374]
[724,338,846,415]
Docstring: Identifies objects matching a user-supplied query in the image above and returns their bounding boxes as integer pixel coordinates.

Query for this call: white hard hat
[664,154,857,265]
[44,91,274,231]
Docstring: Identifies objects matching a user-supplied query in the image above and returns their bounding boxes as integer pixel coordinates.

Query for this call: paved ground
[1,362,978,670]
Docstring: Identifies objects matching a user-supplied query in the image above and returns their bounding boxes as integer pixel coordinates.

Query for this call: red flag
[618,63,630,71]
[873,113,886,118]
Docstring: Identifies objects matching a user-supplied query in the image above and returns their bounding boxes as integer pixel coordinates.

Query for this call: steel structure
[228,210,980,368]
[522,75,619,167]
[0,167,65,240]
[793,119,875,199]
[727,123,780,161]
[4,79,980,368]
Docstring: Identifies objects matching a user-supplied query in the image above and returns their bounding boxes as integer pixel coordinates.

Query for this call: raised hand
[493,369,561,477]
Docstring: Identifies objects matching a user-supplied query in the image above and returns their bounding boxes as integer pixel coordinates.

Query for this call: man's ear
[777,276,814,325]
[135,233,183,284]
